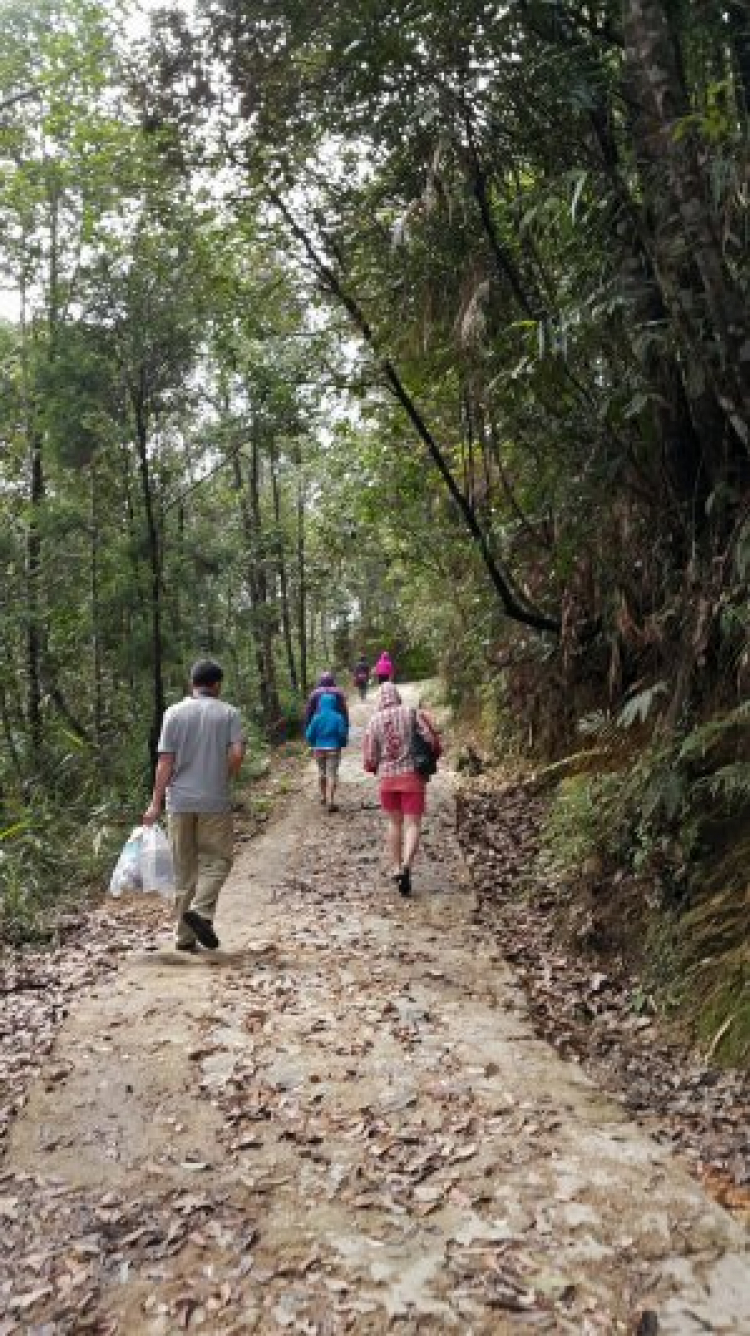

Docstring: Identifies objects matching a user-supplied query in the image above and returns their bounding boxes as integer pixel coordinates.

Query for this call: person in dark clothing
[303,672,349,729]
[353,655,370,701]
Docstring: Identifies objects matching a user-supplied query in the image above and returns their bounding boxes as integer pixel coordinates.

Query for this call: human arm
[227,708,245,777]
[337,691,350,724]
[303,691,318,728]
[143,753,175,825]
[227,740,245,778]
[363,720,379,773]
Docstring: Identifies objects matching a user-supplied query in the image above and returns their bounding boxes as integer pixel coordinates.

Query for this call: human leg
[398,787,426,895]
[380,785,403,872]
[386,813,403,875]
[169,813,199,947]
[326,751,341,810]
[192,812,234,926]
[403,814,422,868]
[316,753,327,805]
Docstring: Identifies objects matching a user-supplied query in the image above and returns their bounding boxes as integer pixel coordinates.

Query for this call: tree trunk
[25,433,44,754]
[297,468,308,693]
[249,432,281,724]
[623,0,750,451]
[172,501,185,642]
[19,258,43,756]
[586,97,728,521]
[133,391,165,775]
[320,599,329,662]
[0,678,24,794]
[270,446,298,692]
[90,460,104,757]
[231,452,267,704]
[728,2,750,119]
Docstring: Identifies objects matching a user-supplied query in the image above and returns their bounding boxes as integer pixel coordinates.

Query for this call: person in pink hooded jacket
[373,651,394,684]
[363,683,441,896]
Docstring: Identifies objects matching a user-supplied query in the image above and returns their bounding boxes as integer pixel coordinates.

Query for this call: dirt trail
[1,693,749,1333]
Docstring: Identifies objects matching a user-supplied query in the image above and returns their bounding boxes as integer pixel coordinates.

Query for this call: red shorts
[379,775,426,817]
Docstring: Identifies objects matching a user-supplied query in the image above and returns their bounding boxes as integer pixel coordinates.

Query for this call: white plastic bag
[108,827,144,896]
[108,825,175,898]
[140,825,175,897]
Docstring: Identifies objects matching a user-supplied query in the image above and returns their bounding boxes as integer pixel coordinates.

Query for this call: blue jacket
[306,693,349,750]
[304,682,349,728]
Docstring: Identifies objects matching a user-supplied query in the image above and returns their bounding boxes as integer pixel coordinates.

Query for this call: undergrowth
[1,724,274,947]
[0,796,121,944]
[536,704,750,1068]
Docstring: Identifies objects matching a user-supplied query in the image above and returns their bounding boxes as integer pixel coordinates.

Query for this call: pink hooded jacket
[363,683,441,780]
[374,652,394,681]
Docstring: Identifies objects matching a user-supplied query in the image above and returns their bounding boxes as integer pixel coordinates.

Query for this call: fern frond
[616,681,668,729]
[678,701,750,762]
[697,762,750,805]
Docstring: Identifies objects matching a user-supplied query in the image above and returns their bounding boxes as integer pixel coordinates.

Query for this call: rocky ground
[0,694,748,1334]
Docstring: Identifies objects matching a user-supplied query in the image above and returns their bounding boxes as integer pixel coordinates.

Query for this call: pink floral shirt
[363,684,441,780]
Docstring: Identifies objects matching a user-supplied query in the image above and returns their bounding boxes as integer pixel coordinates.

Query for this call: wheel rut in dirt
[1,694,748,1333]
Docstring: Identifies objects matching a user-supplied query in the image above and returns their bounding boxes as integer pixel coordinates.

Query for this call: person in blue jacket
[306,691,349,812]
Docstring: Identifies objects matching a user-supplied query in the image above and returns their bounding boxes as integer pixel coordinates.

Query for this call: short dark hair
[190,659,224,688]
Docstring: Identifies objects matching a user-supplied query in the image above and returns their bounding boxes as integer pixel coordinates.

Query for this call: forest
[1,0,749,1061]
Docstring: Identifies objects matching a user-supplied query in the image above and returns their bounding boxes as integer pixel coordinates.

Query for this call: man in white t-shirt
[143,659,245,951]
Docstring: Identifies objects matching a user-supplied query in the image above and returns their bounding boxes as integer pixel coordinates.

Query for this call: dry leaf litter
[0,699,748,1334]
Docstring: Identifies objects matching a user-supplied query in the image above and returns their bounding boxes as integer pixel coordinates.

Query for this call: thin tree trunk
[90,460,104,756]
[173,502,185,642]
[0,679,24,793]
[728,2,750,119]
[297,468,308,693]
[133,389,165,774]
[270,447,298,692]
[249,432,281,722]
[320,598,329,662]
[307,599,316,669]
[19,258,43,754]
[232,452,273,721]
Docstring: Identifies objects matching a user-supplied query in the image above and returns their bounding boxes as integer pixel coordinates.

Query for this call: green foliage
[616,683,668,729]
[0,795,121,944]
[540,770,632,882]
[538,725,750,1066]
[1,0,749,1009]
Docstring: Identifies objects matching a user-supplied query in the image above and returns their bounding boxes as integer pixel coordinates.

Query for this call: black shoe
[398,867,412,896]
[182,911,220,950]
[176,941,199,953]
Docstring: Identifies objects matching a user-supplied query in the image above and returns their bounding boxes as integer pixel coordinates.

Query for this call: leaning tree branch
[267,188,561,636]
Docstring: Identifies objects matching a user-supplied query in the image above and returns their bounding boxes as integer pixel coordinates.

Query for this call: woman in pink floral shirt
[363,683,441,896]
